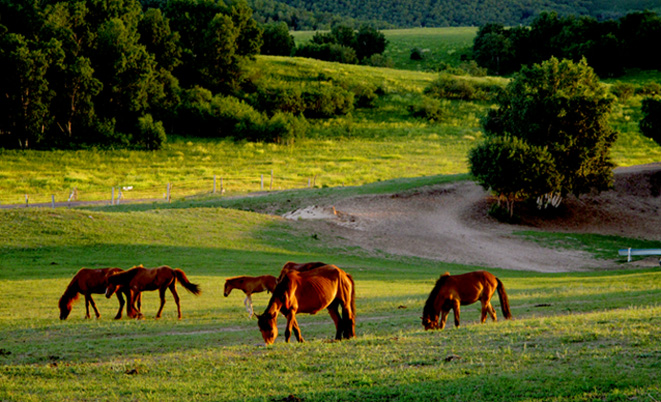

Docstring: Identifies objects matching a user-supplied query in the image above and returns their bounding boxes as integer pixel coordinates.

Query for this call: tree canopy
[469,57,617,217]
[0,0,262,150]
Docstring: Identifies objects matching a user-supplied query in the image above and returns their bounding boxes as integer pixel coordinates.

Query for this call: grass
[0,190,660,401]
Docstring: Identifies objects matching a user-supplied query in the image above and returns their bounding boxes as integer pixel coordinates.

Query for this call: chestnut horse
[257,264,355,345]
[421,270,512,330]
[58,267,141,320]
[105,265,201,319]
[224,275,277,317]
[276,261,327,282]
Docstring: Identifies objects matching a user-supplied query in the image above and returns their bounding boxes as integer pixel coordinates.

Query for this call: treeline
[472,10,661,77]
[249,0,661,29]
[0,0,384,150]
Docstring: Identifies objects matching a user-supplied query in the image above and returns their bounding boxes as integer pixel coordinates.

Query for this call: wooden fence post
[25,194,28,207]
[260,174,264,190]
[213,175,217,194]
[51,195,55,209]
[111,187,115,205]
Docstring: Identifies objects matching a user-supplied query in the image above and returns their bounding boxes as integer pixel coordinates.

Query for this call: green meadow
[0,189,660,401]
[1,28,661,401]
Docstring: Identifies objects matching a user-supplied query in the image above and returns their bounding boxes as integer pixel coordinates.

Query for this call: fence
[0,171,320,209]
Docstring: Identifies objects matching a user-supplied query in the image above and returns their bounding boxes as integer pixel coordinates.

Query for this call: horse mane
[422,272,451,317]
[58,277,81,310]
[108,265,144,285]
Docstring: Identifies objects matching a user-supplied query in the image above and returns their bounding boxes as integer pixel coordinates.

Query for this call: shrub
[425,74,504,101]
[409,96,444,121]
[301,84,354,118]
[295,43,358,64]
[135,114,166,150]
[640,97,661,145]
[610,82,636,101]
[410,47,423,60]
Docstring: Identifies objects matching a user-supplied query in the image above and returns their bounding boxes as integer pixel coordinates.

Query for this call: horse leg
[439,309,449,329]
[327,304,342,340]
[286,314,304,343]
[244,294,254,317]
[170,284,182,319]
[452,300,461,328]
[115,292,125,319]
[86,294,101,319]
[155,288,167,319]
[487,303,498,322]
[480,300,489,323]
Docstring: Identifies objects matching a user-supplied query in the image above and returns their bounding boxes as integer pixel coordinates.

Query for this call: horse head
[256,311,278,345]
[421,314,440,330]
[223,279,238,297]
[58,296,73,320]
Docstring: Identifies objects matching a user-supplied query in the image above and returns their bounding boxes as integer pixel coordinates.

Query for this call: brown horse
[276,261,328,282]
[257,264,355,345]
[421,270,512,330]
[224,275,277,317]
[105,265,201,319]
[59,267,141,320]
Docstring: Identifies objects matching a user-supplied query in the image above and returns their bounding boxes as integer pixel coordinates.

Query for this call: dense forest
[244,0,661,29]
[472,10,661,77]
[0,0,381,150]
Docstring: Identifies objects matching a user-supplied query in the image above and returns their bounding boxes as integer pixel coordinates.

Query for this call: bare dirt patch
[285,163,661,273]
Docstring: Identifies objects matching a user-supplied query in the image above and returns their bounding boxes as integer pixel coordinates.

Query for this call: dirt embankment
[284,163,661,273]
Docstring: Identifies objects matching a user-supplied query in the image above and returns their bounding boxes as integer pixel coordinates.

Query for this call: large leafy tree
[470,57,617,216]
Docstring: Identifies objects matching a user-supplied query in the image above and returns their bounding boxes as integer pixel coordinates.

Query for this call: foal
[224,275,277,317]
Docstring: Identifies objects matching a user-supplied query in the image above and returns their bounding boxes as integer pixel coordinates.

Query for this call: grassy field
[1,28,661,400]
[2,56,660,206]
[0,184,660,401]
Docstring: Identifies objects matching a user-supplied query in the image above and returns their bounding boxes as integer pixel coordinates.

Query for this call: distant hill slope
[249,0,661,29]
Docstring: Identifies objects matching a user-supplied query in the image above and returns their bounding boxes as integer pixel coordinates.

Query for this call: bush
[295,43,358,64]
[640,97,661,145]
[610,82,636,101]
[260,22,295,56]
[301,84,354,118]
[135,114,166,150]
[424,74,503,101]
[410,47,424,60]
[409,96,444,121]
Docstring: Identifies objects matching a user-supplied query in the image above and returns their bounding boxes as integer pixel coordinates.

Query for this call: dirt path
[285,163,661,273]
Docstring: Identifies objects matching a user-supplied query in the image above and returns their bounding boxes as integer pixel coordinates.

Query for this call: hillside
[249,0,661,29]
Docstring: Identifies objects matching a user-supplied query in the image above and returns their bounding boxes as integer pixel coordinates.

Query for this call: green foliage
[408,96,445,122]
[472,11,661,77]
[260,21,296,56]
[295,24,387,64]
[424,73,504,101]
[0,0,265,150]
[473,57,617,214]
[469,136,560,217]
[640,97,661,146]
[136,113,167,150]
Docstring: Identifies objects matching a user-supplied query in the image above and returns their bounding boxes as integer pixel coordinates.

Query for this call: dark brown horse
[59,267,141,320]
[421,270,512,330]
[257,264,355,345]
[105,265,201,319]
[224,275,277,317]
[276,261,328,282]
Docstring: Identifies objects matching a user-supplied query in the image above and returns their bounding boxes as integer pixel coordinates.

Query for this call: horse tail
[174,268,201,295]
[496,278,512,320]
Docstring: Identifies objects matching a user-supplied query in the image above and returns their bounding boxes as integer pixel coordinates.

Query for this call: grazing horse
[421,270,512,330]
[277,261,328,282]
[58,267,141,320]
[256,264,355,345]
[224,275,277,317]
[105,265,201,319]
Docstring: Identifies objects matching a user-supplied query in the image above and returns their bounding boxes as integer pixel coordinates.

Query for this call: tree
[469,136,560,217]
[471,57,617,216]
[261,21,295,56]
[640,97,661,146]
